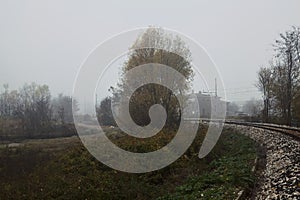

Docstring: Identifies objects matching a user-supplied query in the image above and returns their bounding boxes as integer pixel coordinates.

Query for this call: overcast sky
[1,0,300,103]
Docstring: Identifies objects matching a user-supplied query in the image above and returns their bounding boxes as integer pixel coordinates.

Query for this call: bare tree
[256,67,272,122]
[15,83,52,136]
[257,27,300,125]
[51,94,75,124]
[273,27,300,125]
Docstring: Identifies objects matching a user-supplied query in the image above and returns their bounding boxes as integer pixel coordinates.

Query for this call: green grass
[158,131,257,200]
[0,126,257,200]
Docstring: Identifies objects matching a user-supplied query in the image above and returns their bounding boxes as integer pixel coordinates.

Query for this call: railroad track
[226,122,300,199]
[185,118,300,141]
[225,121,300,141]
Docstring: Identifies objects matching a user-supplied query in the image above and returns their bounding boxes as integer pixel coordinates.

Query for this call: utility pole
[95,94,98,108]
[215,78,217,97]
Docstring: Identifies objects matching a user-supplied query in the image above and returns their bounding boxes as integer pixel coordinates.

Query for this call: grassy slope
[0,126,257,200]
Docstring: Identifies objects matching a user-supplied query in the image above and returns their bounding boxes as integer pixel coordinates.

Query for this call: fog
[1,0,300,102]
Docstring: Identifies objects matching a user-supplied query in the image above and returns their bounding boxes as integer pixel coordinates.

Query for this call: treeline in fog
[257,26,300,126]
[0,82,77,140]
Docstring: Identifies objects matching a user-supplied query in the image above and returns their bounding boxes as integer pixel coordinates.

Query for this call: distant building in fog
[186,91,227,119]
